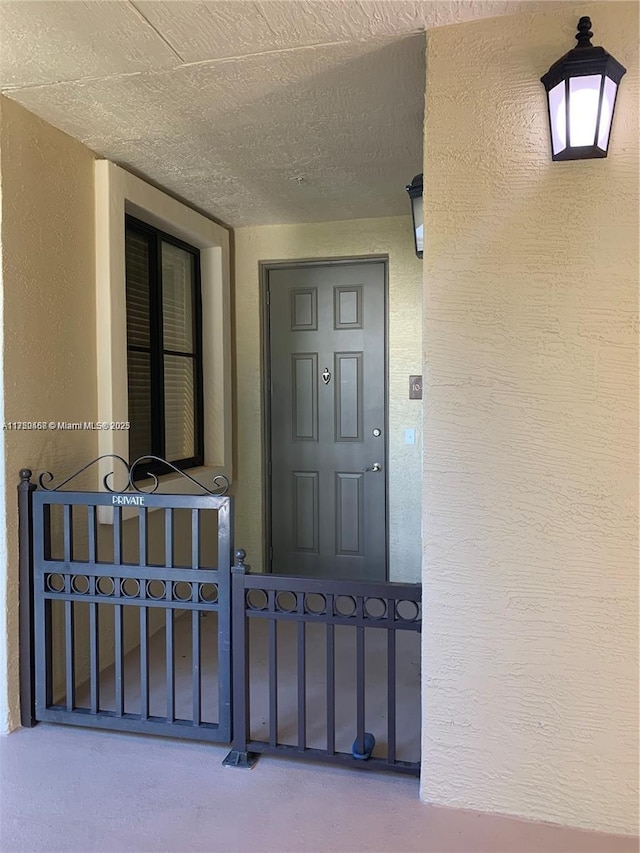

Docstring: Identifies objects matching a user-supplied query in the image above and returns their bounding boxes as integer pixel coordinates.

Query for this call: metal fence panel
[225,552,421,776]
[20,457,422,777]
[21,458,233,744]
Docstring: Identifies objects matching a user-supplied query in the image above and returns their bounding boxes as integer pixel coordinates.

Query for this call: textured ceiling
[1,0,567,226]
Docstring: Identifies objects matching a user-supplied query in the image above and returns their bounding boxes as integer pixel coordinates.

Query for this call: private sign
[111,495,146,506]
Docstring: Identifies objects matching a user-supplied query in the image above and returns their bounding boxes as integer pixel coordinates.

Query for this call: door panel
[268,262,386,580]
[291,354,318,441]
[292,471,319,553]
[335,472,364,556]
[335,352,363,441]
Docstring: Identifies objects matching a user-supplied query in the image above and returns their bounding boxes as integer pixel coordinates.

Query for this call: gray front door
[267,261,386,580]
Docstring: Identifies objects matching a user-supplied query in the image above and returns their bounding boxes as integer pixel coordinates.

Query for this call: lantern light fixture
[541,16,626,161]
[406,173,423,258]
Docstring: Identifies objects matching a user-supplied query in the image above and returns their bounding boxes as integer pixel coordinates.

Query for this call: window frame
[125,214,205,476]
[95,161,232,508]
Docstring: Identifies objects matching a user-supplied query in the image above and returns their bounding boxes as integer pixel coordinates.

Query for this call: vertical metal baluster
[297,613,306,751]
[216,501,233,743]
[64,596,75,711]
[191,509,199,569]
[113,506,122,566]
[268,605,278,746]
[139,505,149,720]
[63,506,74,710]
[165,507,174,721]
[88,506,99,713]
[43,598,53,709]
[88,505,97,563]
[387,624,397,765]
[89,592,100,714]
[326,617,335,755]
[166,609,175,722]
[63,505,72,563]
[18,470,36,727]
[191,507,200,724]
[231,561,250,754]
[356,599,365,756]
[114,604,123,716]
[40,504,53,708]
[165,508,173,568]
[113,507,123,716]
[140,607,149,719]
[35,504,53,711]
[43,504,51,561]
[139,507,148,567]
[192,608,201,725]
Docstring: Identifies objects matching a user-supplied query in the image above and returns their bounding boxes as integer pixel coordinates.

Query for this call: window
[95,161,232,499]
[125,215,204,474]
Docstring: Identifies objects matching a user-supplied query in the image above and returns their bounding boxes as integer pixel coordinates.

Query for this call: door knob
[365,463,382,472]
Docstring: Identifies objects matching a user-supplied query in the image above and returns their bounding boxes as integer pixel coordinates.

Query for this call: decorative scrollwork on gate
[38,454,130,492]
[35,454,230,496]
[128,456,230,496]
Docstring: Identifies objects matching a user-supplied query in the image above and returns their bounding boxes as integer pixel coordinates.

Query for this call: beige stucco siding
[233,217,423,581]
[0,96,98,730]
[421,2,639,835]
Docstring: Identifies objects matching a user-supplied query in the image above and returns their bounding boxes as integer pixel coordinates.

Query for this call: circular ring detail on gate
[199,583,218,603]
[304,593,326,615]
[364,597,386,619]
[172,581,193,602]
[275,591,297,613]
[146,580,166,600]
[334,595,357,617]
[46,573,65,593]
[71,575,90,595]
[121,578,140,598]
[96,576,115,596]
[246,589,267,610]
[395,600,420,622]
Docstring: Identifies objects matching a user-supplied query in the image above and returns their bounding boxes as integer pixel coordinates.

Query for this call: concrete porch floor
[1,724,637,853]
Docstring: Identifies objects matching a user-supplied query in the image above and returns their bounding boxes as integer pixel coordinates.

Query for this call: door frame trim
[260,255,389,579]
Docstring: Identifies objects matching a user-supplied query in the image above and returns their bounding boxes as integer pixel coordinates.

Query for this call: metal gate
[19,456,421,776]
[19,456,233,743]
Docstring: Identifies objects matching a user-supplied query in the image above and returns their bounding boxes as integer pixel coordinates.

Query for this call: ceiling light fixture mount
[541,16,626,161]
[406,173,423,259]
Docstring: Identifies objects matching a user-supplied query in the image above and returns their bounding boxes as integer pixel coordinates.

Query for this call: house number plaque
[409,375,423,400]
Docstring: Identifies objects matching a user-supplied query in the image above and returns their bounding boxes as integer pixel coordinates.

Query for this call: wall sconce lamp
[406,173,423,258]
[541,17,626,161]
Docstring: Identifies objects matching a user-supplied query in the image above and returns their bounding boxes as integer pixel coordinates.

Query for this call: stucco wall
[0,96,98,731]
[421,2,639,835]
[234,217,423,581]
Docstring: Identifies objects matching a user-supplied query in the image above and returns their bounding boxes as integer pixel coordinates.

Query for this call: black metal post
[18,469,37,727]
[223,549,259,769]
